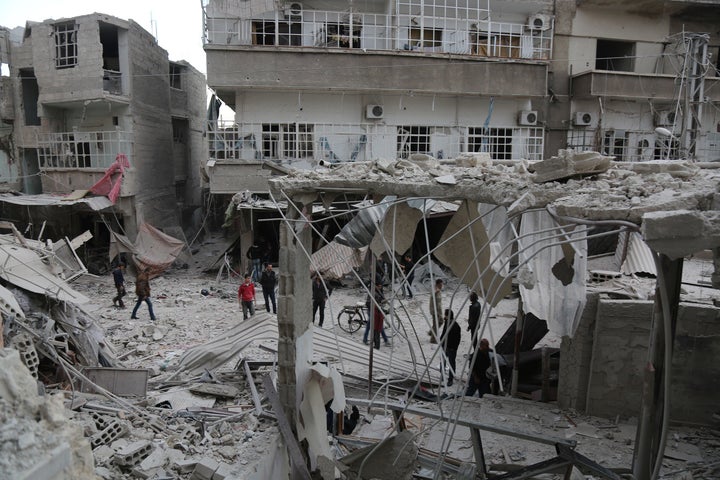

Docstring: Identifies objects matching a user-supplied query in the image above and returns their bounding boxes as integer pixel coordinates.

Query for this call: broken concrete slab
[189,382,240,399]
[532,150,613,183]
[340,429,418,480]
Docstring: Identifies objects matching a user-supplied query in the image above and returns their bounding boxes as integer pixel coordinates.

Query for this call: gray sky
[1,0,207,74]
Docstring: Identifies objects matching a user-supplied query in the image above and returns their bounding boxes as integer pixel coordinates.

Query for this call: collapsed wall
[559,297,720,424]
[0,348,96,479]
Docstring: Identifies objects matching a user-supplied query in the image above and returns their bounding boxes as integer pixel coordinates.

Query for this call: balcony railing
[203,9,553,61]
[37,130,133,169]
[207,121,544,164]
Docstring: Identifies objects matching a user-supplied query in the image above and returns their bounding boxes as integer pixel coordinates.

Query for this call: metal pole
[367,255,376,401]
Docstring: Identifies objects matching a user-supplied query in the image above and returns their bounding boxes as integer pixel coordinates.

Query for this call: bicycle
[337,302,399,336]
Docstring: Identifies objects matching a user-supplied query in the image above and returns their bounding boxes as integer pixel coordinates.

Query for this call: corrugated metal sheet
[311,241,367,280]
[172,313,441,385]
[0,193,113,211]
[617,231,656,276]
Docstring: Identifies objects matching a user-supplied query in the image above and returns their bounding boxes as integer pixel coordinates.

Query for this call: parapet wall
[559,296,720,424]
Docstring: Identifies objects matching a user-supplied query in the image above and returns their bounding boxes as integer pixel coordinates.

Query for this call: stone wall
[559,296,720,424]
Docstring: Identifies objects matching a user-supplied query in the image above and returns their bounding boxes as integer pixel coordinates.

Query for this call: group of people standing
[433,285,494,397]
[238,263,277,320]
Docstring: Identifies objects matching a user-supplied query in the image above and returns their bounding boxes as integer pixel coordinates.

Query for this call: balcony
[206,121,545,193]
[572,71,678,101]
[36,130,133,170]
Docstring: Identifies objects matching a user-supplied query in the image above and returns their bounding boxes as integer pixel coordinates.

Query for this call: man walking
[260,263,277,314]
[312,274,327,327]
[400,253,415,298]
[441,309,461,386]
[112,262,127,309]
[467,291,481,343]
[131,267,156,321]
[238,274,256,320]
[466,338,492,397]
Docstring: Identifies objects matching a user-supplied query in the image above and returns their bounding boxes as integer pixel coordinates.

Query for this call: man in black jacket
[260,263,277,314]
[312,274,328,327]
[467,292,481,343]
[466,338,492,397]
[441,309,461,386]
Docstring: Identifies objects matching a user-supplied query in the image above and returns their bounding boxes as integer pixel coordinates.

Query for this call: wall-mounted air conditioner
[284,2,303,19]
[366,105,384,119]
[573,111,593,126]
[654,110,676,127]
[518,110,538,126]
[527,14,552,31]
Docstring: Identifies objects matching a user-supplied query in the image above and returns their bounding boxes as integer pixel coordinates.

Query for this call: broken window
[409,27,442,49]
[262,123,313,161]
[172,118,187,144]
[169,63,183,90]
[468,127,513,160]
[20,69,40,126]
[252,21,301,46]
[602,131,627,161]
[397,126,431,158]
[654,135,679,160]
[323,22,361,48]
[54,22,78,69]
[595,39,635,72]
[471,31,520,58]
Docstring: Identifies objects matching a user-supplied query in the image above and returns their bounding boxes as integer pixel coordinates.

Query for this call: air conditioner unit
[654,110,676,127]
[527,14,552,31]
[518,110,538,126]
[366,104,384,119]
[573,111,593,126]
[284,2,303,18]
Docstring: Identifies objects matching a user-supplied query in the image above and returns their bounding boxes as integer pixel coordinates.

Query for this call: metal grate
[54,22,78,69]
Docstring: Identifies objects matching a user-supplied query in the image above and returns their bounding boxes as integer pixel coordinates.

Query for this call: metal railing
[207,121,545,164]
[203,8,553,61]
[565,129,691,162]
[36,130,133,169]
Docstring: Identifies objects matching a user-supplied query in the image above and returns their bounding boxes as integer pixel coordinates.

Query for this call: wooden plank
[243,360,264,416]
[262,375,312,480]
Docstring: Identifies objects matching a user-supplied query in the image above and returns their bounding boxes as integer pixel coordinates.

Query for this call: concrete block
[212,462,233,480]
[139,446,168,470]
[190,458,219,480]
[91,419,128,449]
[113,440,153,467]
[172,457,198,474]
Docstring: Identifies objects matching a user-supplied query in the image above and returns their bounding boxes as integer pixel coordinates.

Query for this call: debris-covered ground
[1,230,720,479]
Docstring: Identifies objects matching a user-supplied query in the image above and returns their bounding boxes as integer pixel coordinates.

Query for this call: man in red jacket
[238,274,256,320]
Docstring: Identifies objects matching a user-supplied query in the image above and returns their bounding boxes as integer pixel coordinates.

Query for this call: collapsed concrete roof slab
[270,157,719,227]
[641,209,720,259]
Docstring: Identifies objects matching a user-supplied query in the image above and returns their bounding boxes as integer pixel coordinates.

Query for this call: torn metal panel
[518,211,587,337]
[81,367,149,397]
[0,238,89,304]
[616,231,656,276]
[370,201,423,257]
[435,200,512,307]
[335,197,394,248]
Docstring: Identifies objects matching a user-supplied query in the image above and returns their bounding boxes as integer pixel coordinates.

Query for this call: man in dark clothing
[112,263,126,308]
[466,338,492,397]
[131,268,156,321]
[246,241,264,283]
[400,253,415,298]
[441,309,461,386]
[259,263,277,314]
[312,274,327,327]
[467,292,481,343]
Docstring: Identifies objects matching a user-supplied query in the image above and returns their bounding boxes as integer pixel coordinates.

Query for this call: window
[409,28,442,49]
[471,31,520,58]
[468,127,513,160]
[262,124,313,160]
[169,63,182,90]
[20,69,40,126]
[602,131,627,160]
[324,22,361,48]
[397,126,430,158]
[54,22,78,69]
[596,39,635,72]
[252,21,301,46]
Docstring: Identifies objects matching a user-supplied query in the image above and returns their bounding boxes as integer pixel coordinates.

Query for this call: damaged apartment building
[0,13,207,271]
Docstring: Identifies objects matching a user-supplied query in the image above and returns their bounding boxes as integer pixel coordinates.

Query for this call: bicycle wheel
[337,310,364,334]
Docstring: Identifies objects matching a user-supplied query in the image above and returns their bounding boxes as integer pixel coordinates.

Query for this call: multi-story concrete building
[202,0,555,196]
[550,0,720,163]
[0,13,206,260]
[202,0,720,199]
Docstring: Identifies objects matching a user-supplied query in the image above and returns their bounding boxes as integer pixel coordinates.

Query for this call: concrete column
[276,195,313,429]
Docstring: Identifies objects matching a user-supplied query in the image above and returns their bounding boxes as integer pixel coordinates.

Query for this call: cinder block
[190,458,219,480]
[173,458,198,474]
[91,420,128,449]
[113,440,153,467]
[212,462,233,480]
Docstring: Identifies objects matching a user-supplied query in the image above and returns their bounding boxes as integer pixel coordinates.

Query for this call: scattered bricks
[91,411,111,430]
[92,445,115,466]
[91,419,128,449]
[189,458,219,480]
[212,462,233,480]
[113,440,153,467]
